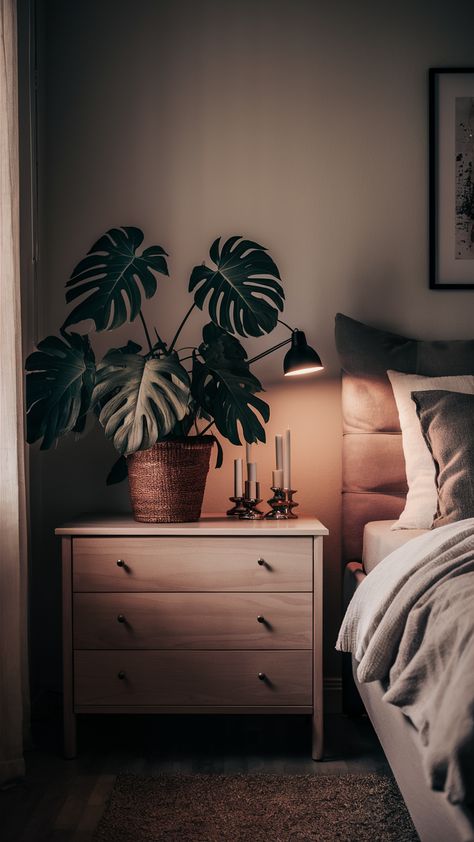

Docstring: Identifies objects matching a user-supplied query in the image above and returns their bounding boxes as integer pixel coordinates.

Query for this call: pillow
[335,314,474,377]
[412,390,474,528]
[387,371,474,529]
[335,313,474,562]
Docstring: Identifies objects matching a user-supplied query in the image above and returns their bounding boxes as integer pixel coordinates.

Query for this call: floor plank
[1,708,389,842]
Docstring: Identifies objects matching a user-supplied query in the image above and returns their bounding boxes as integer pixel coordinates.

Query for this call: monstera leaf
[25,331,96,449]
[93,350,190,455]
[63,227,168,332]
[189,236,284,337]
[192,323,269,445]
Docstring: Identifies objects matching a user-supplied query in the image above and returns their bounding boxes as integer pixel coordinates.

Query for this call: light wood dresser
[56,515,328,759]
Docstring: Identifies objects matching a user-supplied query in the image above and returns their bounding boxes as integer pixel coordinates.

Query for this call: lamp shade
[283,330,324,376]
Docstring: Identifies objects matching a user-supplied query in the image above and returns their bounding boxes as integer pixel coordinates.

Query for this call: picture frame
[429,67,474,289]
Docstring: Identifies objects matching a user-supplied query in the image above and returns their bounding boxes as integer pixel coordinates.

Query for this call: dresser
[56,515,328,759]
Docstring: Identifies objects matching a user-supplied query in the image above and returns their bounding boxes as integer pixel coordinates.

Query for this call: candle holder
[240,496,265,519]
[239,481,265,519]
[265,488,299,519]
[226,496,247,517]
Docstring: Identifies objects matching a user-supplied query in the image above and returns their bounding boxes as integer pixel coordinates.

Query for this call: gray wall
[31,0,474,695]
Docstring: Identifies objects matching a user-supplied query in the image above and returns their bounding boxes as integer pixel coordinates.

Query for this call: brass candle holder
[265,487,298,519]
[226,496,247,517]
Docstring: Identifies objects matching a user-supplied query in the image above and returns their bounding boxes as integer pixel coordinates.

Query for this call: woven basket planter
[126,437,215,523]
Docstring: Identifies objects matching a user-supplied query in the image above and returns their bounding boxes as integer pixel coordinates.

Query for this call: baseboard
[324,676,342,713]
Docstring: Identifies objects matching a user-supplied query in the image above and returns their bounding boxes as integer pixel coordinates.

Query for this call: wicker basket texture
[127,437,214,523]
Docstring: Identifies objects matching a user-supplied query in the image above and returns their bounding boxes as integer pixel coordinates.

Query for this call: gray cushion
[412,390,474,528]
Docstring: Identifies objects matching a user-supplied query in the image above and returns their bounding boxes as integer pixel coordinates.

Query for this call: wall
[31,0,474,697]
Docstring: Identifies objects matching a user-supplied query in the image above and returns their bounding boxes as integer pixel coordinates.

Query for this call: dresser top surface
[55,513,328,537]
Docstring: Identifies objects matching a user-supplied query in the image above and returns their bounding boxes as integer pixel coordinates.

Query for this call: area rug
[93,772,419,842]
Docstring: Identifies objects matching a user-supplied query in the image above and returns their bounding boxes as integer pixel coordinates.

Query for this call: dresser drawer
[73,592,312,650]
[72,537,312,592]
[74,650,312,707]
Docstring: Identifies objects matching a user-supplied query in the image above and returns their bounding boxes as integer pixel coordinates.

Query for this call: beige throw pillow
[387,370,474,529]
[413,390,474,528]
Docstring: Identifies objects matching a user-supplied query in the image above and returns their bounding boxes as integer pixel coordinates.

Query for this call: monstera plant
[25,227,285,490]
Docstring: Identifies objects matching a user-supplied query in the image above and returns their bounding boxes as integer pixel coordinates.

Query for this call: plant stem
[169,303,197,353]
[139,312,153,353]
[154,327,167,350]
[278,318,295,332]
[199,419,215,436]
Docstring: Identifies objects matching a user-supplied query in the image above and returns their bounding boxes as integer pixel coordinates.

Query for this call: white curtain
[0,0,30,783]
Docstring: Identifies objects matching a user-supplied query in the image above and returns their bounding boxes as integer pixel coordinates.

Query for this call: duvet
[336,518,474,805]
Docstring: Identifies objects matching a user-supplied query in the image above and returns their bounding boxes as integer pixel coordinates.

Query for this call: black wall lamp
[247,320,324,377]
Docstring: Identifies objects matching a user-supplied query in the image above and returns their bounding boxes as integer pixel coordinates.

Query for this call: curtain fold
[0,0,30,784]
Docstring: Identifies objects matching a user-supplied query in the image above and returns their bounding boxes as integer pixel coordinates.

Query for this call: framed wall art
[429,68,474,289]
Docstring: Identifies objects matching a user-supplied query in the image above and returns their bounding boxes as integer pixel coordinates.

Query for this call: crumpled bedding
[336,518,474,805]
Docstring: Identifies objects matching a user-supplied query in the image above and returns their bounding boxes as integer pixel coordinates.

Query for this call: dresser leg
[64,710,77,759]
[312,707,324,760]
[312,536,324,760]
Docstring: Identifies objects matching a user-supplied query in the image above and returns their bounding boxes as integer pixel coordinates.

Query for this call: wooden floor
[1,706,389,842]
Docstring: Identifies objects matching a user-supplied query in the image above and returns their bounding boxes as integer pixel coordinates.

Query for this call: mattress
[362,520,428,574]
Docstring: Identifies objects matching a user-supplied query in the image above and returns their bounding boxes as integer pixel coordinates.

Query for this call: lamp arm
[247,336,291,365]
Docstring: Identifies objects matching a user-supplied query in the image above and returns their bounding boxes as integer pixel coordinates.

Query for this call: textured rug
[93,772,419,842]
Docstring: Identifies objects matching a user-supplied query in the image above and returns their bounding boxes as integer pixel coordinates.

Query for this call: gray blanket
[337,519,474,805]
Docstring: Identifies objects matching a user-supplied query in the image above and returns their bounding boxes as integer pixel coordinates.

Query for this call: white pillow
[387,370,474,530]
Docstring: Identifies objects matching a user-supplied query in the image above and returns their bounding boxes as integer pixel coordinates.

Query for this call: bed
[335,313,474,842]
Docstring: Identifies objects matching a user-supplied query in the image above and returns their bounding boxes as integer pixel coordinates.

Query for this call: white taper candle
[245,479,257,499]
[283,428,291,489]
[234,458,243,497]
[248,462,257,482]
[245,442,252,465]
[272,469,283,488]
[275,435,283,470]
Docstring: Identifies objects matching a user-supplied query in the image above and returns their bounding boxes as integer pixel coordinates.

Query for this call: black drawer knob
[117,671,126,680]
[257,615,265,624]
[116,559,125,567]
[117,614,126,624]
[257,558,265,566]
[258,672,266,681]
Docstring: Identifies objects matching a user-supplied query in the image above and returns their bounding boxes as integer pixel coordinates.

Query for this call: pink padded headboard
[336,313,474,563]
[341,372,406,561]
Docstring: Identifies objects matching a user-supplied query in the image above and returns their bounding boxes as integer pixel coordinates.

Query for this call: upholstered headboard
[336,314,474,563]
